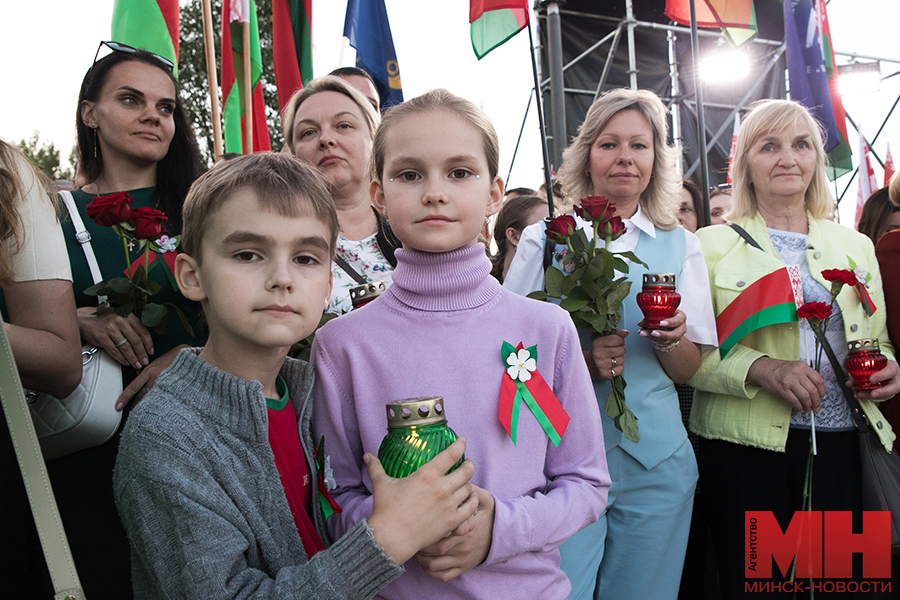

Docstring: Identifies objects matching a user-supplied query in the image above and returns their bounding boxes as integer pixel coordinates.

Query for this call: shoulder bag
[26,191,122,460]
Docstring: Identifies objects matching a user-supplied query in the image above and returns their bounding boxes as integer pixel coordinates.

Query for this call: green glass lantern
[377,397,464,478]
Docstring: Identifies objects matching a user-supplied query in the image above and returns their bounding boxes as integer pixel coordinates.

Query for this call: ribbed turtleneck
[387,244,502,311]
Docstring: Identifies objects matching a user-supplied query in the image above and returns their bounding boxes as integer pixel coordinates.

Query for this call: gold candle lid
[385,397,447,428]
[847,338,880,352]
[350,281,386,306]
[642,273,676,288]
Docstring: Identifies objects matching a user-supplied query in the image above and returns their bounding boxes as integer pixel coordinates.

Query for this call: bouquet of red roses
[84,192,191,337]
[528,196,646,442]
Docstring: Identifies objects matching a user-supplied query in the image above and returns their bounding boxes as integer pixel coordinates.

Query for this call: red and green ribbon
[498,341,569,447]
[856,284,877,317]
[717,267,802,359]
[314,436,342,520]
[124,250,178,289]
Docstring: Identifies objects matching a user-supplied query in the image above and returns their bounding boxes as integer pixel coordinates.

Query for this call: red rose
[603,216,627,241]
[546,215,577,244]
[797,301,832,321]
[130,207,168,240]
[574,196,616,222]
[85,192,133,226]
[821,269,858,287]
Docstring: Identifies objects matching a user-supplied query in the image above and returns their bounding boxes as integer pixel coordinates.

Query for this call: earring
[585,170,590,176]
[93,128,98,158]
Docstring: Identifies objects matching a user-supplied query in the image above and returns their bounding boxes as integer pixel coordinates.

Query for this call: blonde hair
[0,140,55,287]
[889,171,900,207]
[729,99,833,220]
[181,153,338,260]
[372,89,500,181]
[557,88,680,229]
[281,76,381,154]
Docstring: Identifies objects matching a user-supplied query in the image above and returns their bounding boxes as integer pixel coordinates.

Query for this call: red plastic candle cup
[844,338,888,391]
[636,273,681,329]
[350,281,386,310]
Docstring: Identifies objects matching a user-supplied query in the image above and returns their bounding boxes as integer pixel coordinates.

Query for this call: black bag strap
[332,255,367,285]
[729,223,764,251]
[374,208,400,268]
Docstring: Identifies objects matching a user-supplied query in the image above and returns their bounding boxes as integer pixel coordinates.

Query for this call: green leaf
[567,287,590,301]
[545,267,564,297]
[108,277,134,294]
[606,279,632,314]
[141,303,167,328]
[164,302,195,337]
[84,282,112,296]
[570,232,588,252]
[582,311,607,333]
[614,251,648,269]
[561,274,577,296]
[560,297,589,312]
[581,277,601,300]
[115,302,134,318]
[612,257,629,274]
[605,391,623,419]
[593,295,608,315]
[570,266,586,282]
[143,280,162,295]
[527,291,549,301]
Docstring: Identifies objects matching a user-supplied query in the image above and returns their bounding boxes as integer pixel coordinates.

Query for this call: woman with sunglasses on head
[15,42,205,599]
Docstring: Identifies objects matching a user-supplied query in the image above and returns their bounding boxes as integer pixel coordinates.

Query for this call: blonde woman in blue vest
[504,88,718,600]
[690,99,899,599]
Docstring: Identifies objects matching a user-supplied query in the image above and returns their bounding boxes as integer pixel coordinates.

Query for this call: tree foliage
[179,0,285,166]
[17,132,73,181]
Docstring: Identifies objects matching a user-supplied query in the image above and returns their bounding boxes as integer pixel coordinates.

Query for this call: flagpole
[506,92,534,187]
[201,0,224,160]
[243,21,253,154]
[527,21,556,218]
[688,0,712,220]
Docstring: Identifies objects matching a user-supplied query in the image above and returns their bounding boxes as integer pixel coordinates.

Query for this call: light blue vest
[549,226,688,470]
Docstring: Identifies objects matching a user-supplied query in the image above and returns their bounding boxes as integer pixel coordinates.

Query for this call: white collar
[573,204,656,239]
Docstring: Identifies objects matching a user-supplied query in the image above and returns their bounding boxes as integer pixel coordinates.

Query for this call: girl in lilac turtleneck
[311,89,610,600]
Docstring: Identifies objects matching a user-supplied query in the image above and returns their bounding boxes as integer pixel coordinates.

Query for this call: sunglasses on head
[711,183,733,193]
[91,40,175,73]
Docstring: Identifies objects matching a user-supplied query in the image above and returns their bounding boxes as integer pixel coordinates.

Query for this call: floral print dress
[327,233,394,315]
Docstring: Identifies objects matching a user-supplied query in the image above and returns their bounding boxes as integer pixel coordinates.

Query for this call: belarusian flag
[665,0,757,47]
[111,0,179,74]
[885,143,895,187]
[726,113,740,185]
[856,134,878,227]
[470,0,529,60]
[717,267,802,359]
[222,0,271,154]
[272,0,312,113]
[816,0,852,180]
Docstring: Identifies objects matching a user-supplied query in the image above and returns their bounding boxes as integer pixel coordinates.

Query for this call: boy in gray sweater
[113,153,478,599]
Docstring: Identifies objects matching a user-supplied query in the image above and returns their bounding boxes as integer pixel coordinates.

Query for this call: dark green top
[62,187,205,357]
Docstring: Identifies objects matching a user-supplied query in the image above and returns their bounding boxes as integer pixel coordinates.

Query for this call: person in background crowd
[489,194,549,283]
[875,174,900,452]
[504,186,538,201]
[505,88,717,600]
[708,183,732,226]
[858,186,900,244]
[677,178,706,233]
[34,41,206,599]
[330,66,380,111]
[282,76,400,315]
[690,99,899,599]
[0,139,82,599]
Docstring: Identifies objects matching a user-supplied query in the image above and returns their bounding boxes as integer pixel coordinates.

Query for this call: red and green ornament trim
[314,436,342,520]
[499,341,569,446]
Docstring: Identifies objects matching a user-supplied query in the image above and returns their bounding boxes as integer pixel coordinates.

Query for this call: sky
[2,0,898,226]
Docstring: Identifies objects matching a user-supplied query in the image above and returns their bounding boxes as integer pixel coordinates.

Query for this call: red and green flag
[222,0,271,154]
[717,267,803,359]
[665,0,757,47]
[272,0,312,113]
[816,0,852,180]
[111,0,179,74]
[470,0,529,60]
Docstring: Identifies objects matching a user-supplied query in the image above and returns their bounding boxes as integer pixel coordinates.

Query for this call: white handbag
[27,191,122,460]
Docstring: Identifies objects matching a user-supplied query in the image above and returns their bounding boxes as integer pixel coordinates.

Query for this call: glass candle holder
[377,397,464,478]
[636,273,681,329]
[844,338,887,391]
[350,281,386,310]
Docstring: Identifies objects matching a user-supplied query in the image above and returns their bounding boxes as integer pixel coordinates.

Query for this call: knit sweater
[113,349,403,599]
[311,245,610,600]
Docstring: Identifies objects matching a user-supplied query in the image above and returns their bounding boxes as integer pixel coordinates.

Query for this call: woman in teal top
[33,42,204,600]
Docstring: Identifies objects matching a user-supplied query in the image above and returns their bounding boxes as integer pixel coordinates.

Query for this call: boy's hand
[367,438,477,566]
[414,484,495,582]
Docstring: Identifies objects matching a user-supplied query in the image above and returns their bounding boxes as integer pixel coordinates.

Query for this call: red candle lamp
[844,338,887,391]
[350,281,386,310]
[636,273,681,329]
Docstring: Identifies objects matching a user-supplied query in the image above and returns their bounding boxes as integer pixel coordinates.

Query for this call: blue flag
[343,0,403,109]
[783,0,840,153]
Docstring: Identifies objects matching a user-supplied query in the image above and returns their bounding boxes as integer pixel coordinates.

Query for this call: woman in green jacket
[690,99,899,598]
